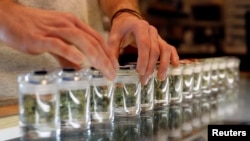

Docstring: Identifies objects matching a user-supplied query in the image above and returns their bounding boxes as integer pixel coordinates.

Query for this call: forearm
[99,0,140,19]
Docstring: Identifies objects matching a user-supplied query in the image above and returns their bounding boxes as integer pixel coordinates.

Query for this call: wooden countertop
[0,105,19,132]
[0,104,18,118]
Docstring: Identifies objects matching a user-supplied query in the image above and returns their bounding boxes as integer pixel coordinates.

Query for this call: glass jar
[180,60,194,102]
[128,62,154,114]
[169,64,184,105]
[90,69,114,124]
[232,56,241,85]
[141,74,154,114]
[217,57,227,93]
[210,58,220,95]
[114,65,141,117]
[18,69,59,140]
[200,58,212,97]
[192,60,203,98]
[57,68,91,135]
[154,66,170,110]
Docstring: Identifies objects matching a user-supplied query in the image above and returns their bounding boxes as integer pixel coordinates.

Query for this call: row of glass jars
[17,56,240,140]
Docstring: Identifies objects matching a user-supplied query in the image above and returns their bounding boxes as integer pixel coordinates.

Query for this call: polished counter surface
[1,73,250,141]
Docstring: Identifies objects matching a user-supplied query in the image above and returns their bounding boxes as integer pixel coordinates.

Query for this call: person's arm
[99,0,179,84]
[0,0,117,80]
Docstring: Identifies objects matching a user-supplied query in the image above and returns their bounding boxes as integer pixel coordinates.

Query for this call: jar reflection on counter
[192,98,201,131]
[168,104,182,140]
[153,108,169,141]
[113,117,141,141]
[18,69,60,140]
[181,102,193,137]
[57,68,91,135]
[140,113,154,141]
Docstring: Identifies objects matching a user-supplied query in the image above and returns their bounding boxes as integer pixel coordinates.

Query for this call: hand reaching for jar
[0,0,118,80]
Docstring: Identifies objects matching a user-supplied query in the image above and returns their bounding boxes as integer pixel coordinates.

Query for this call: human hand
[0,0,118,80]
[108,12,179,84]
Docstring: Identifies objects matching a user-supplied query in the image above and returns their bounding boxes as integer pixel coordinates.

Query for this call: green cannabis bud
[114,83,137,108]
[22,94,55,124]
[60,89,87,120]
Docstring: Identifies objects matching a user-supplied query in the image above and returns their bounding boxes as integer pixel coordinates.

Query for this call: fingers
[140,75,150,86]
[139,26,160,85]
[107,30,122,69]
[50,54,82,70]
[120,21,177,83]
[46,28,116,80]
[70,15,119,70]
[40,37,84,65]
[157,37,171,81]
[133,22,151,75]
[170,45,180,67]
[145,26,160,75]
[3,6,117,80]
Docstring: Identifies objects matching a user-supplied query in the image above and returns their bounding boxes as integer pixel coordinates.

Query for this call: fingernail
[73,54,84,64]
[107,69,116,81]
[158,73,166,81]
[114,61,120,70]
[141,76,149,85]
[137,67,146,76]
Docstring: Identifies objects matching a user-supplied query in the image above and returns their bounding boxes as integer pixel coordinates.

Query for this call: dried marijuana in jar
[180,60,194,102]
[18,69,59,139]
[57,68,91,133]
[114,65,141,117]
[140,75,154,113]
[168,65,183,105]
[154,66,170,110]
[90,69,114,123]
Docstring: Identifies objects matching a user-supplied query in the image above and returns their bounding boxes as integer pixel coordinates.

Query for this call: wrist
[111,8,143,25]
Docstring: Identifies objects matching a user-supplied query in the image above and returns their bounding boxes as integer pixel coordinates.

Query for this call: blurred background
[116,0,250,72]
